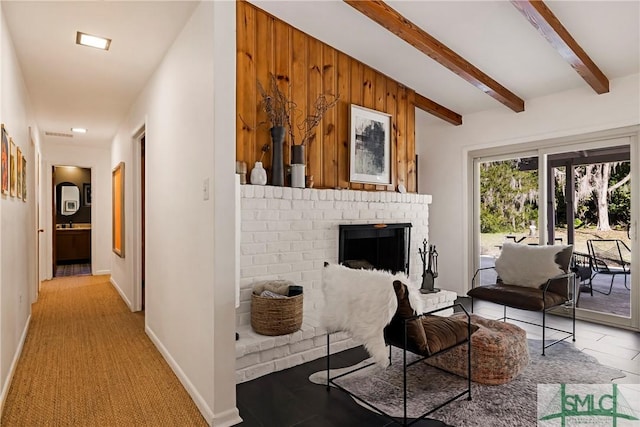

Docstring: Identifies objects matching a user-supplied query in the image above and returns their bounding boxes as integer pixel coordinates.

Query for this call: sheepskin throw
[322,264,424,367]
[495,243,572,288]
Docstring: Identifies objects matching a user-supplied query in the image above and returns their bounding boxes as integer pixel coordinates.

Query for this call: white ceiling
[2,1,199,147]
[251,0,640,120]
[2,1,639,148]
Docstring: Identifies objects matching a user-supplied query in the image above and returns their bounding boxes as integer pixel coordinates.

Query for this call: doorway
[141,135,146,310]
[52,165,92,277]
[472,134,636,329]
[548,146,631,317]
[133,129,146,312]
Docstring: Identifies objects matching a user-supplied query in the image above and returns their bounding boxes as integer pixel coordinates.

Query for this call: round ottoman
[426,314,529,385]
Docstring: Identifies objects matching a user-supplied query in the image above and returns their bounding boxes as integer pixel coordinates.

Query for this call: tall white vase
[291,164,306,188]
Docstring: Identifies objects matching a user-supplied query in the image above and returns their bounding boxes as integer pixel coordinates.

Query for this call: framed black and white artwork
[349,105,391,185]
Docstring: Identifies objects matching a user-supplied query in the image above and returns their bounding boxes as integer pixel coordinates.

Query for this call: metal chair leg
[542,310,546,356]
[326,334,330,391]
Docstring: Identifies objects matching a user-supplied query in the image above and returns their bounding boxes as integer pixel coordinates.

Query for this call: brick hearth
[235,185,456,383]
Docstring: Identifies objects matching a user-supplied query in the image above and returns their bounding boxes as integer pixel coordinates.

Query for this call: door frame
[466,125,639,330]
[132,123,146,312]
[44,162,94,280]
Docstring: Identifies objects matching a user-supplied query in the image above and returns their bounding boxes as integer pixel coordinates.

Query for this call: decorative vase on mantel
[270,126,285,186]
[290,144,305,188]
[250,162,267,185]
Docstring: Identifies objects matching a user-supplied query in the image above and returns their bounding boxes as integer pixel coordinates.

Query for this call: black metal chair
[587,239,631,295]
[325,280,474,426]
[468,244,576,356]
[571,251,594,306]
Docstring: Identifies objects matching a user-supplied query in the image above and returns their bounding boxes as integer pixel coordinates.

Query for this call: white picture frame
[349,105,391,185]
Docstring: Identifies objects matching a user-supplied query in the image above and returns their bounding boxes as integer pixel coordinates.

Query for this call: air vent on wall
[45,131,74,138]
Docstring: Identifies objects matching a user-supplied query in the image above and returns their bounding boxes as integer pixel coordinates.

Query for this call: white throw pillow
[494,243,569,288]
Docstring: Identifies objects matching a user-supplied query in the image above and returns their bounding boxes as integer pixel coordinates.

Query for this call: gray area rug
[310,340,625,427]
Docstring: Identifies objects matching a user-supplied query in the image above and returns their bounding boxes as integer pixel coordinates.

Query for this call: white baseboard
[109,276,132,310]
[0,315,31,416]
[212,407,242,427]
[94,269,110,276]
[145,325,216,424]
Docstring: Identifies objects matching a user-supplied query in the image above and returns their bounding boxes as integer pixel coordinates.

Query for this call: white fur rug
[321,264,424,367]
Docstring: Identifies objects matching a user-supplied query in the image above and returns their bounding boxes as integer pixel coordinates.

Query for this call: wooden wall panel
[349,61,364,191]
[236,4,256,164]
[322,45,337,189]
[255,11,272,166]
[406,90,417,193]
[336,52,351,190]
[290,30,308,174]
[307,38,323,182]
[396,86,408,189]
[236,1,416,192]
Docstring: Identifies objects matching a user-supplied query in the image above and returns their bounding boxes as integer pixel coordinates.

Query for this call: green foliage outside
[480,160,538,233]
[480,159,630,234]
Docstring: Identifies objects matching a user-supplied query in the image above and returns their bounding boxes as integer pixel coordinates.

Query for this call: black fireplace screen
[338,223,411,274]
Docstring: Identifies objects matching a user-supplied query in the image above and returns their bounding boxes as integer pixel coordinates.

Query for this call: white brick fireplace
[235,185,456,382]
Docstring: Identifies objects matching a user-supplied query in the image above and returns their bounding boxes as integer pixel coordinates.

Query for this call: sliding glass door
[547,146,632,319]
[474,154,539,287]
[472,134,637,329]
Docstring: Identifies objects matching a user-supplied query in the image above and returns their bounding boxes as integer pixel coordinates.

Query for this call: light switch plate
[203,178,210,200]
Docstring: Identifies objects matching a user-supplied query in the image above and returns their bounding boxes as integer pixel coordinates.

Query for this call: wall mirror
[57,183,80,216]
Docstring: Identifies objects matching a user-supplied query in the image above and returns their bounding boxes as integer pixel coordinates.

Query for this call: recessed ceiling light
[76,31,111,51]
[71,128,87,134]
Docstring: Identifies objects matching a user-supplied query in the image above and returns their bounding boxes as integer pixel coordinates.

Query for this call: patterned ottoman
[426,314,529,385]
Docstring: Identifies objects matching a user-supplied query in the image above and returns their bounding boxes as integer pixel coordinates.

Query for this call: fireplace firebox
[338,223,411,274]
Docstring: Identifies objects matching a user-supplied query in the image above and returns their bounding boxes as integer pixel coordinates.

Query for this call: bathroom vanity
[55,226,91,263]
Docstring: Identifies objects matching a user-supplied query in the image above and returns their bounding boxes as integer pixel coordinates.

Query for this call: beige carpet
[1,275,207,426]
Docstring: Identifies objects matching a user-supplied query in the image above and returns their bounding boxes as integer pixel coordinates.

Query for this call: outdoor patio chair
[571,252,594,307]
[587,239,631,296]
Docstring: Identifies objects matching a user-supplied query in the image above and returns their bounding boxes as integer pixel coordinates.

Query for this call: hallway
[1,275,206,426]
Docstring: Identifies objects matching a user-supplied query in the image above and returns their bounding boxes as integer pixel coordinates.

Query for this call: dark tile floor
[54,262,92,277]
[236,345,450,427]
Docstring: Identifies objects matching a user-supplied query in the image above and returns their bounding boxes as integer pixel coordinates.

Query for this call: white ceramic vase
[250,162,267,185]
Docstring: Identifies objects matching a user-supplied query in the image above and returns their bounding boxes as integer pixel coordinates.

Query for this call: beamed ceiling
[1,1,639,147]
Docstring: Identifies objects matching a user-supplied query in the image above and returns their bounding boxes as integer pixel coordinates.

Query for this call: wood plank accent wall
[237,1,416,192]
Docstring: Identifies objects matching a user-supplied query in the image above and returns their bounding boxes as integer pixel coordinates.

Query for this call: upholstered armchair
[468,243,575,355]
[322,263,475,426]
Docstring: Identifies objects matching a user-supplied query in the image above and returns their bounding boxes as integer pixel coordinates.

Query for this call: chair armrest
[471,267,496,289]
[541,272,575,300]
[402,303,468,322]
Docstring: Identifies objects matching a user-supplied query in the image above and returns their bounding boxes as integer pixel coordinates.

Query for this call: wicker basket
[251,293,303,336]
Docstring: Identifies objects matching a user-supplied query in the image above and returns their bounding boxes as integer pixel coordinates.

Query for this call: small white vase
[250,162,267,185]
[291,164,306,188]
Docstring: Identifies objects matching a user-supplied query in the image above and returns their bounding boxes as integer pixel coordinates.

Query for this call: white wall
[110,2,239,425]
[0,6,38,411]
[40,143,111,280]
[416,73,640,296]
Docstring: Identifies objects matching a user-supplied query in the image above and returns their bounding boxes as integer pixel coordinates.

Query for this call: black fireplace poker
[419,238,440,294]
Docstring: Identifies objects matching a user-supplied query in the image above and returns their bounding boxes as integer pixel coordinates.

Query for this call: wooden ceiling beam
[414,93,462,126]
[344,0,525,113]
[511,0,609,94]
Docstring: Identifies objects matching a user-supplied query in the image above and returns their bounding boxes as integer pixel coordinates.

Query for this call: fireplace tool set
[419,239,440,294]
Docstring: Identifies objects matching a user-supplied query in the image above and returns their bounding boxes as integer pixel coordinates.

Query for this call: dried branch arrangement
[257,74,296,129]
[257,73,339,147]
[295,94,340,146]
